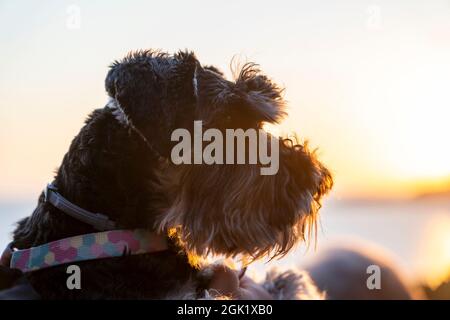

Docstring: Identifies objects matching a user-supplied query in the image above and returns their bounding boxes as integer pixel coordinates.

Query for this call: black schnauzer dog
[0,50,332,299]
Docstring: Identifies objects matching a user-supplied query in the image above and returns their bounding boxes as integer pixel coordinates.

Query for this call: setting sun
[418,213,450,287]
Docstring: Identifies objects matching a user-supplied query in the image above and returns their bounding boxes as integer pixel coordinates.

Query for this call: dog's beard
[156,137,333,261]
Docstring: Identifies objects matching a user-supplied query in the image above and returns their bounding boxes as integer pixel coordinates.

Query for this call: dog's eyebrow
[193,69,199,98]
[106,97,130,126]
[105,97,165,160]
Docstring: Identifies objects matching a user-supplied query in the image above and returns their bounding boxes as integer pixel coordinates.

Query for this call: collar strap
[45,183,117,231]
[9,229,168,273]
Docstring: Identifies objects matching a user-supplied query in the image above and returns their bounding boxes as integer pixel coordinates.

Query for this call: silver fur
[162,267,324,300]
[106,97,129,126]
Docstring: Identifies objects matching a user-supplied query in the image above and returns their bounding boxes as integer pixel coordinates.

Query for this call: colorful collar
[7,229,168,273]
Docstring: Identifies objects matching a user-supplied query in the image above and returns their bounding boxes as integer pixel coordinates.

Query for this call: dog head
[105,50,333,260]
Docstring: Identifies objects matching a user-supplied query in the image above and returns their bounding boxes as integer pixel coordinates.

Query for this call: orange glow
[417,213,450,288]
[1,1,450,202]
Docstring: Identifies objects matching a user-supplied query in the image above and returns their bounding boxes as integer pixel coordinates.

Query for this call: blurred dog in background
[301,241,424,300]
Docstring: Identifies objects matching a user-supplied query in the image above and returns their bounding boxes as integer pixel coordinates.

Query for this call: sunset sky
[1,0,449,201]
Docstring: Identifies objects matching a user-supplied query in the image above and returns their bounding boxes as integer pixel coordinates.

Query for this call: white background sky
[1,0,449,201]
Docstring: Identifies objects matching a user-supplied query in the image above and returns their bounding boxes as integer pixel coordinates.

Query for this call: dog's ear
[234,63,287,124]
[194,63,286,127]
[203,65,224,76]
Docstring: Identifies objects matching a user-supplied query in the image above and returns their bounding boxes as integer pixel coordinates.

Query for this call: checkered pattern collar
[4,229,168,273]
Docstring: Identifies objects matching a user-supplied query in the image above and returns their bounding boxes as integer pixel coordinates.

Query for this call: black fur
[11,109,200,299]
[4,50,332,299]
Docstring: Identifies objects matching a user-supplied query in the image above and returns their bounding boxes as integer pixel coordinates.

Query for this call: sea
[1,198,449,287]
